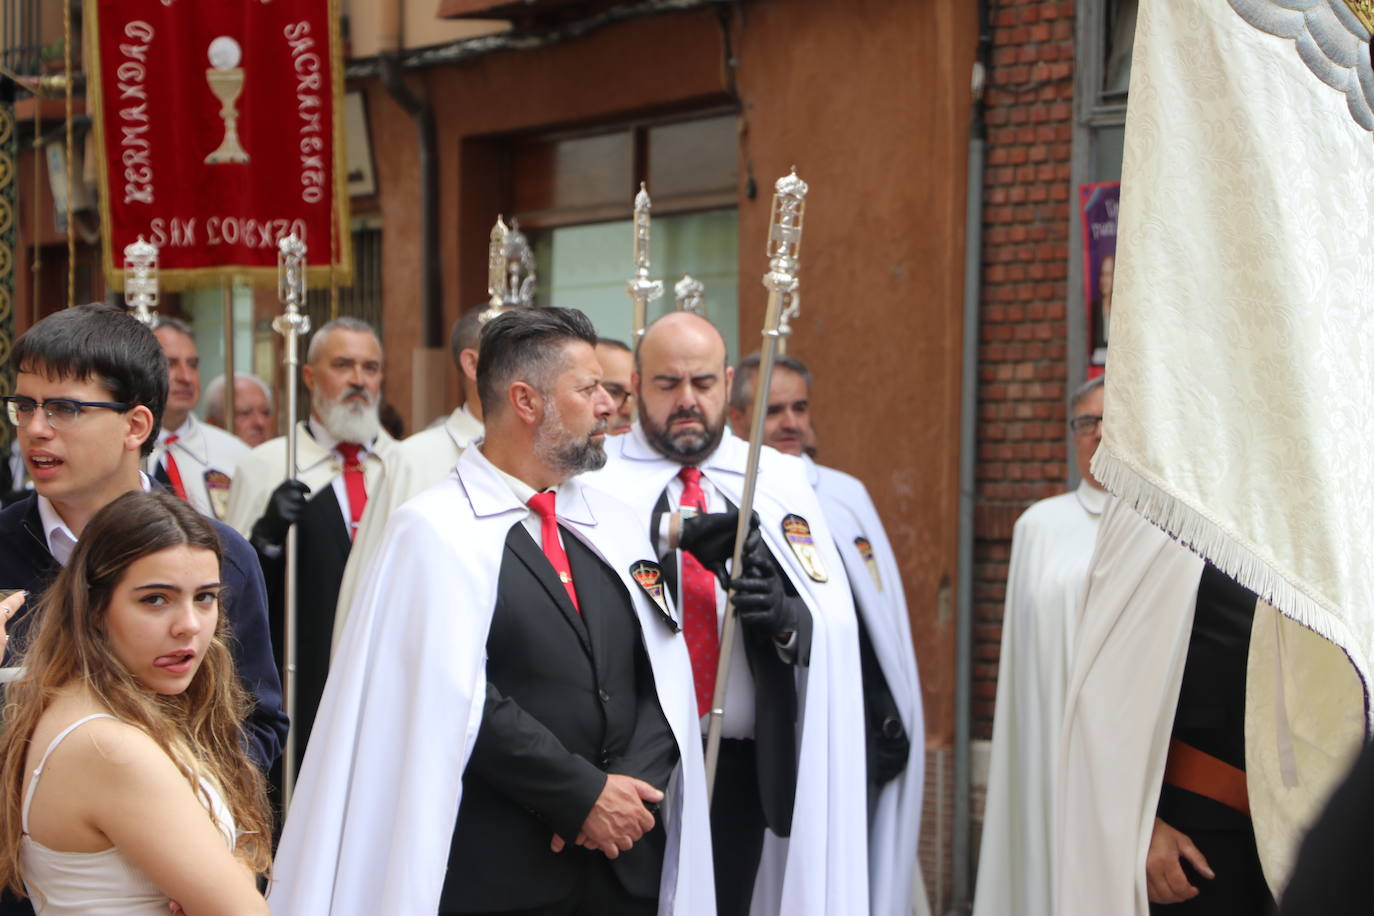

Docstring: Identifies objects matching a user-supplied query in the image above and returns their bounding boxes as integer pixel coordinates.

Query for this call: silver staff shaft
[703,290,787,800]
[703,168,808,799]
[274,234,310,808]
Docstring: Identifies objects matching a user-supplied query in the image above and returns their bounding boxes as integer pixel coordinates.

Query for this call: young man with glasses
[0,305,287,776]
[974,374,1107,916]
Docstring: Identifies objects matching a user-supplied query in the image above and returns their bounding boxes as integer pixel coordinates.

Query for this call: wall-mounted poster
[1079,181,1120,369]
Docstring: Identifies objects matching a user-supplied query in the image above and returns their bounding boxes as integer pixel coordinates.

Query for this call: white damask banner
[1094,0,1374,702]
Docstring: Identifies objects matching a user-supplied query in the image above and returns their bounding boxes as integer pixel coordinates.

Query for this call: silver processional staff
[274,233,310,807]
[703,168,808,798]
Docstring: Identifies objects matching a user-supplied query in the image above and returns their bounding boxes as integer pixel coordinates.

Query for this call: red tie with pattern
[678,466,719,718]
[527,491,580,613]
[336,443,367,542]
[162,435,188,501]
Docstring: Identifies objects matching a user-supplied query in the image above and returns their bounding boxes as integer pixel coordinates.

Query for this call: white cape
[583,425,869,915]
[807,456,928,916]
[268,444,714,915]
[973,483,1105,916]
[332,406,483,647]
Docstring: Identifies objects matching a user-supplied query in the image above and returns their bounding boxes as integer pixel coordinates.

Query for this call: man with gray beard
[225,316,398,773]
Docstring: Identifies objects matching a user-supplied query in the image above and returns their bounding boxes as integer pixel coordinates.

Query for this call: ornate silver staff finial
[674,274,705,315]
[274,234,311,341]
[123,237,159,327]
[626,182,664,338]
[485,216,510,322]
[763,168,808,355]
[503,219,537,309]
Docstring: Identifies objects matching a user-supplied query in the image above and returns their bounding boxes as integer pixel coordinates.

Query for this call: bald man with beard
[583,312,869,916]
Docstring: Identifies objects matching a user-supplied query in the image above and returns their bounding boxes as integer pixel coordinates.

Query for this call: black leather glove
[869,714,911,786]
[679,509,759,574]
[729,530,796,638]
[250,479,311,549]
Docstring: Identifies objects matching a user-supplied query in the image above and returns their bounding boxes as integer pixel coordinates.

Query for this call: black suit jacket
[254,485,351,773]
[650,489,811,837]
[440,525,678,913]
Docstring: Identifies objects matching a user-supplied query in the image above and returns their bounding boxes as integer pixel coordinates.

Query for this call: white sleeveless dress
[19,714,237,915]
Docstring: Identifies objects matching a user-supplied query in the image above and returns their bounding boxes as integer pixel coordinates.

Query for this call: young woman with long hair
[0,490,271,914]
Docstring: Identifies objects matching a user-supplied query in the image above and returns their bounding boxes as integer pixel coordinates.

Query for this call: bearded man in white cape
[583,311,869,916]
[726,352,927,916]
[269,307,713,915]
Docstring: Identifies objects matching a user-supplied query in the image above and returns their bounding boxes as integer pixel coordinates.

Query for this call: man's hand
[729,531,795,638]
[1146,817,1214,904]
[679,509,758,573]
[249,479,311,550]
[557,774,662,859]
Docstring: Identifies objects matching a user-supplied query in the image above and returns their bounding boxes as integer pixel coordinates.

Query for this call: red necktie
[527,491,580,613]
[678,466,719,718]
[162,435,188,501]
[336,443,367,542]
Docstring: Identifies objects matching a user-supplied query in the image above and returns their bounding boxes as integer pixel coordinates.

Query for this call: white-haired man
[225,316,397,772]
[205,372,275,448]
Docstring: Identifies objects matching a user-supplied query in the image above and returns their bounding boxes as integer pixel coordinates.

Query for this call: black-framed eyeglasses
[1069,413,1103,436]
[3,396,133,430]
[601,382,633,410]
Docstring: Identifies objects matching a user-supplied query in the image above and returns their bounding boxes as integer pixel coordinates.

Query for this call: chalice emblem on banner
[205,36,249,164]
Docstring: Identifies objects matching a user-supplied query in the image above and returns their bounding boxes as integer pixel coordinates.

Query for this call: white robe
[222,423,397,539]
[144,414,248,520]
[269,444,714,915]
[806,456,929,916]
[583,425,869,916]
[332,405,483,647]
[973,482,1106,916]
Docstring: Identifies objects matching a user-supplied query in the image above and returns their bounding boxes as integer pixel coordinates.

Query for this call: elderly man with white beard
[225,317,397,773]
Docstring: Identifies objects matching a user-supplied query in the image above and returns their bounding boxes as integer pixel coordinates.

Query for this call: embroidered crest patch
[204,470,231,520]
[781,514,828,583]
[854,536,883,591]
[630,560,679,632]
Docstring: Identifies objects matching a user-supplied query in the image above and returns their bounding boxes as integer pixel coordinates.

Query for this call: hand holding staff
[703,169,808,798]
[273,233,310,807]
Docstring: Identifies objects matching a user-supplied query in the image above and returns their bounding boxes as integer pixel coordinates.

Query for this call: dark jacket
[440,524,678,912]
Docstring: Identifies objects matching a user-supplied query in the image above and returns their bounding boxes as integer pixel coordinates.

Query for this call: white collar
[37,473,153,566]
[1076,478,1109,516]
[461,444,595,526]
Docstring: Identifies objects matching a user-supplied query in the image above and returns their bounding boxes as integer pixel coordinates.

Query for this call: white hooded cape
[806,456,929,916]
[332,405,483,647]
[973,482,1105,916]
[268,443,714,915]
[583,425,869,915]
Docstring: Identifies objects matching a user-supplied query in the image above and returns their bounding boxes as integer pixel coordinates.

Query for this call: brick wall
[972,0,1077,739]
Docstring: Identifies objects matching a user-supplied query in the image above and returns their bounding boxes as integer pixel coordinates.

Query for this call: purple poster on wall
[1079,181,1120,371]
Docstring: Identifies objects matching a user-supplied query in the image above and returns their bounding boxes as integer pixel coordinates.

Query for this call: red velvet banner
[87,0,350,290]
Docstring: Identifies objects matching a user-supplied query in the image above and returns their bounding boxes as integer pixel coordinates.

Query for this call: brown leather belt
[1163,737,1250,817]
